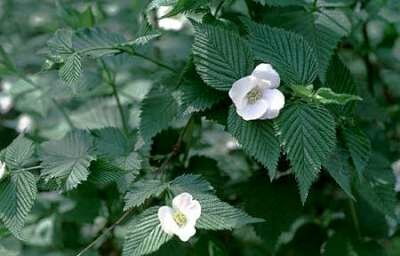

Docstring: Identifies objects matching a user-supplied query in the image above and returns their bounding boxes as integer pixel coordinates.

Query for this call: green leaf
[169,174,215,195]
[314,87,362,105]
[47,29,74,60]
[139,86,179,142]
[227,107,280,178]
[39,130,95,191]
[164,0,207,17]
[124,180,167,210]
[0,45,17,75]
[59,52,81,85]
[4,135,35,170]
[244,20,318,85]
[255,0,308,6]
[92,127,132,158]
[0,172,37,238]
[325,56,359,115]
[147,0,178,10]
[263,8,351,82]
[88,159,131,186]
[122,207,172,256]
[72,27,126,57]
[195,193,264,230]
[192,23,254,91]
[323,146,354,199]
[181,81,225,113]
[355,155,396,217]
[342,126,371,177]
[276,103,336,203]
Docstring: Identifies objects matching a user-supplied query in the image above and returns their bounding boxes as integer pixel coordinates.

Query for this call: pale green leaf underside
[59,52,81,85]
[39,130,95,191]
[169,174,215,195]
[193,23,254,91]
[124,180,167,210]
[5,135,35,170]
[122,207,172,256]
[227,107,280,178]
[276,103,336,203]
[0,172,37,238]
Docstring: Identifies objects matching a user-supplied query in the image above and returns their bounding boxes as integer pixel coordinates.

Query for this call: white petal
[260,89,285,120]
[251,63,280,89]
[175,225,196,242]
[0,162,6,180]
[172,193,194,210]
[236,99,269,121]
[182,199,201,222]
[229,76,257,109]
[158,206,179,235]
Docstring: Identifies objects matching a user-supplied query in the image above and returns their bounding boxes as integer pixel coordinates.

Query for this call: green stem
[348,199,361,238]
[75,208,134,256]
[215,0,225,17]
[130,51,177,73]
[99,60,129,134]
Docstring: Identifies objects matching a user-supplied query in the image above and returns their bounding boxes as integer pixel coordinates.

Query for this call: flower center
[173,211,187,227]
[246,86,263,104]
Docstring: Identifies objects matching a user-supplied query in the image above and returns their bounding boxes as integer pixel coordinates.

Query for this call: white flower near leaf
[0,161,6,180]
[392,160,400,192]
[229,63,285,121]
[157,6,186,31]
[0,95,12,114]
[16,114,33,133]
[158,192,201,242]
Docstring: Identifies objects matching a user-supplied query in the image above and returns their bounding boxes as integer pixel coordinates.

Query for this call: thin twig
[76,208,134,256]
[130,51,177,74]
[348,199,361,238]
[99,60,129,134]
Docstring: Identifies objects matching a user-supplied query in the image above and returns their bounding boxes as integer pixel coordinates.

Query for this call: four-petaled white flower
[229,63,285,121]
[0,161,6,180]
[158,192,201,242]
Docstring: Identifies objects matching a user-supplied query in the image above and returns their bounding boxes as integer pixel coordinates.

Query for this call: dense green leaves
[227,107,280,178]
[39,130,95,191]
[342,126,371,177]
[192,23,254,91]
[0,172,37,237]
[244,20,318,85]
[196,193,264,230]
[122,207,172,256]
[276,103,336,203]
[169,174,214,195]
[263,7,351,82]
[355,155,396,217]
[124,180,167,210]
[323,146,354,199]
[139,86,179,142]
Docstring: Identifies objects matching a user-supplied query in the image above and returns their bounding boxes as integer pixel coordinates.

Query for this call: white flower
[0,161,6,180]
[229,63,285,121]
[158,192,201,242]
[157,6,186,31]
[16,114,33,133]
[392,160,400,192]
[0,95,12,114]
